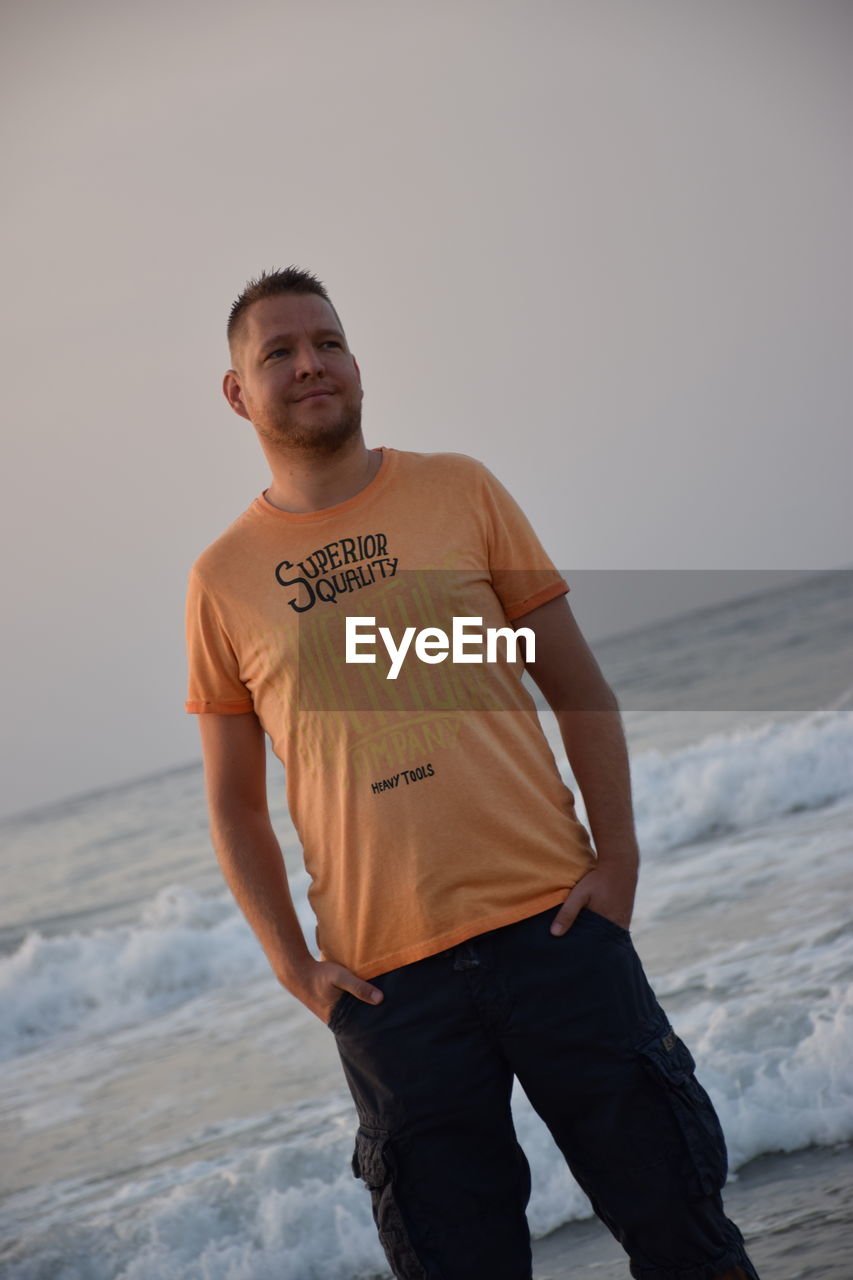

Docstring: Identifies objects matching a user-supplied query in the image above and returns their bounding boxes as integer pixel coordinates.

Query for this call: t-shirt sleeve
[476,463,569,621]
[184,565,254,714]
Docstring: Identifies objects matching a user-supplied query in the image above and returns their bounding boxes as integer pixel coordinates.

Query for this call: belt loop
[452,938,481,971]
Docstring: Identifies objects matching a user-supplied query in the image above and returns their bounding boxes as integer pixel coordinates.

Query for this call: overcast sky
[1,0,850,820]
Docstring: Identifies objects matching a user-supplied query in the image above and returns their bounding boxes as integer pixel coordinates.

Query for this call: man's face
[224,293,364,455]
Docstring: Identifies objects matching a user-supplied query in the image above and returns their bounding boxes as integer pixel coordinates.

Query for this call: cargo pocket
[637,1020,729,1200]
[351,1127,428,1280]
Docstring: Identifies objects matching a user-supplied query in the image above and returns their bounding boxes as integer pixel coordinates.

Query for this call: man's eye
[268,348,288,359]
[321,340,341,349]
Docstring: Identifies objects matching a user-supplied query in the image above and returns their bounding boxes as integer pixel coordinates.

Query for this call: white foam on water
[656,926,853,1169]
[0,885,268,1062]
[577,707,853,856]
[0,1089,593,1280]
[0,872,325,1063]
[1,1129,385,1280]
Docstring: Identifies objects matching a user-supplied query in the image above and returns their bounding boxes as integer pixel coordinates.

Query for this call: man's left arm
[516,593,639,935]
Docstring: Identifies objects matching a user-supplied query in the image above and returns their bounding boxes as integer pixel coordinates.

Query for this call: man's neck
[262,439,382,514]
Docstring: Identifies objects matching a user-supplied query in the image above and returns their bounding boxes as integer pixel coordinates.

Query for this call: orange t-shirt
[185,448,596,978]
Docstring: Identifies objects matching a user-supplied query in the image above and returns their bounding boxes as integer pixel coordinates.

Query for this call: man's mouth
[295,389,334,401]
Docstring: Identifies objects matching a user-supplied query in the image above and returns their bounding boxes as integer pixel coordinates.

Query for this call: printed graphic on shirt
[268,544,521,784]
[291,564,536,715]
[345,712,462,787]
[275,532,397,612]
[369,762,435,794]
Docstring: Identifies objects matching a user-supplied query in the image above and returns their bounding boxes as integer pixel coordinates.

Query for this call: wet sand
[531,1142,853,1279]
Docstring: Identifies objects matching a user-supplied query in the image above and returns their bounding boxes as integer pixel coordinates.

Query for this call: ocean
[1,568,851,1278]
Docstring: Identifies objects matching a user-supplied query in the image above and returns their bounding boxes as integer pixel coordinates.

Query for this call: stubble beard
[256,397,363,459]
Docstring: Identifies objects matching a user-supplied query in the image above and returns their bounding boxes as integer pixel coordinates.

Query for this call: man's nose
[294,343,325,378]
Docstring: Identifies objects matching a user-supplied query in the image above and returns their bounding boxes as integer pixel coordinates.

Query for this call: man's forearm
[209,806,313,986]
[555,696,640,877]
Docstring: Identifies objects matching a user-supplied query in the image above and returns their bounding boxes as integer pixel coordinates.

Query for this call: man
[184,266,759,1280]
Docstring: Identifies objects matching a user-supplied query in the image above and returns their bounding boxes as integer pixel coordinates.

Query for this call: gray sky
[1,0,850,820]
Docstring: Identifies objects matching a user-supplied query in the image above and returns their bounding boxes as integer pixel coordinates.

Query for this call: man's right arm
[197,709,384,1022]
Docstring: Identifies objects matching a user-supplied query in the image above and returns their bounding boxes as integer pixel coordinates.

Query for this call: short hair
[227,266,343,365]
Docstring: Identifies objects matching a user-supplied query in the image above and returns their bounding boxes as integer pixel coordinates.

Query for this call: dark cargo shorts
[328,905,760,1280]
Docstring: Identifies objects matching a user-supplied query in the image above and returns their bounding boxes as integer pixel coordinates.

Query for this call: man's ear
[353,356,364,395]
[222,370,252,421]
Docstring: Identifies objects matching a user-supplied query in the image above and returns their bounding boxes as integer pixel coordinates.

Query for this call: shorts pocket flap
[638,1022,696,1085]
[350,1129,429,1278]
[352,1127,390,1189]
[637,1021,728,1199]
